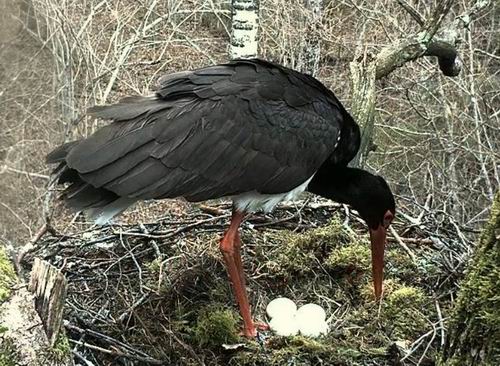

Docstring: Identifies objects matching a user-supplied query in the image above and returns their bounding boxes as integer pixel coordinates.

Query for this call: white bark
[230,0,259,59]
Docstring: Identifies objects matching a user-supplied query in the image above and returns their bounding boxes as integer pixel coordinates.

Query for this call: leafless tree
[350,0,491,167]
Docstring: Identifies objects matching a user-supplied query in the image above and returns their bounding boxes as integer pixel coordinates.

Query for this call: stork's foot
[240,321,269,338]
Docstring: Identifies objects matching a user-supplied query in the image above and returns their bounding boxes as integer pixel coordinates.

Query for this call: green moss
[440,192,500,365]
[386,286,426,308]
[231,336,340,366]
[272,218,357,276]
[358,280,431,340]
[192,306,239,347]
[359,278,398,302]
[325,242,371,273]
[230,335,391,366]
[384,285,429,339]
[0,338,18,366]
[145,257,162,274]
[0,248,16,304]
[43,333,71,364]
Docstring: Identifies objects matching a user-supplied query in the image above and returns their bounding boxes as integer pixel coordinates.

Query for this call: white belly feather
[232,175,314,213]
[88,175,315,225]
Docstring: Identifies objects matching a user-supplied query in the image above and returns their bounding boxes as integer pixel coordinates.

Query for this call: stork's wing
[49,59,346,203]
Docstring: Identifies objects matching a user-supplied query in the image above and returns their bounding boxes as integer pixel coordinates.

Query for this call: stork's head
[308,167,396,300]
[353,175,395,299]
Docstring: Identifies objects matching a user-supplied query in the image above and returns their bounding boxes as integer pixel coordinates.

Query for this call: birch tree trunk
[230,0,259,59]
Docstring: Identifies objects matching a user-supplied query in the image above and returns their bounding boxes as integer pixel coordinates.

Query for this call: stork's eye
[383,210,394,228]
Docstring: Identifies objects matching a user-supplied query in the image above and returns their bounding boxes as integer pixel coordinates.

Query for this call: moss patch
[192,306,239,347]
[366,281,429,330]
[43,333,71,364]
[440,192,500,365]
[270,218,357,277]
[0,337,18,366]
[231,335,392,366]
[326,242,371,273]
[0,247,16,304]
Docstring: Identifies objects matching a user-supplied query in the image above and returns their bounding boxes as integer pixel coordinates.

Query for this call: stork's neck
[308,165,375,209]
[308,163,395,230]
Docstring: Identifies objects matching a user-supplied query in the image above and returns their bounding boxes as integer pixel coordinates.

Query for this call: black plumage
[47,59,359,213]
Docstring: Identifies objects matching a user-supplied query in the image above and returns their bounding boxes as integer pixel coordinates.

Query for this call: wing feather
[53,59,347,207]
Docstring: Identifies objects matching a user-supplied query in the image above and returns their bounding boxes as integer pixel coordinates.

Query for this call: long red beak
[369,226,387,300]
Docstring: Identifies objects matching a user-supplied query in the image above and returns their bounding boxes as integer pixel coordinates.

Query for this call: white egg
[296,303,326,322]
[269,314,299,336]
[297,318,328,337]
[266,297,297,319]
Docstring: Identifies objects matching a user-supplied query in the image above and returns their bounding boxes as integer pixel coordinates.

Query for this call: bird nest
[21,197,472,365]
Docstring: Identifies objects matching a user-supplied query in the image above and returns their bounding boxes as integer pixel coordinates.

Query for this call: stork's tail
[47,142,135,224]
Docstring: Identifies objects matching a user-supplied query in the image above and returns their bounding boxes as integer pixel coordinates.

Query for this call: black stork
[47,59,395,337]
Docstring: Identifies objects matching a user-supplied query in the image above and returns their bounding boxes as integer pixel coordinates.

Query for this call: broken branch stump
[28,258,67,346]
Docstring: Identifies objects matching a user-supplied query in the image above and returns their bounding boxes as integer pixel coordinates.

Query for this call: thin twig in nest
[390,225,418,265]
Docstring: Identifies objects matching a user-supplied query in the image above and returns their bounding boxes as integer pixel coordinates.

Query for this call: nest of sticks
[21,196,475,365]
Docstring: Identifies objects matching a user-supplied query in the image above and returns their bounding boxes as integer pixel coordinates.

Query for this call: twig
[0,165,50,180]
[417,320,438,365]
[71,350,96,366]
[114,214,231,239]
[117,292,150,323]
[140,222,162,258]
[14,223,52,275]
[69,339,164,365]
[198,204,227,216]
[387,236,434,246]
[389,226,418,265]
[65,321,153,358]
[422,0,454,42]
[474,48,500,60]
[400,325,439,362]
[435,300,446,347]
[159,323,206,366]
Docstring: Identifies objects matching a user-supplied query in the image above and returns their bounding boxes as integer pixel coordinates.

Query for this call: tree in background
[300,0,322,76]
[350,0,490,167]
[230,0,259,59]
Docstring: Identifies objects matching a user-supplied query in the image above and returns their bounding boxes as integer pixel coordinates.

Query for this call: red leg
[232,230,247,293]
[220,210,257,337]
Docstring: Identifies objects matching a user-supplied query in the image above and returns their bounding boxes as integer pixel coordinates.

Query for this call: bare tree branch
[351,0,491,166]
[397,0,424,26]
[422,0,455,42]
[375,0,491,79]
